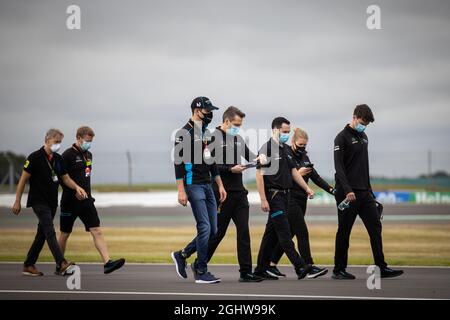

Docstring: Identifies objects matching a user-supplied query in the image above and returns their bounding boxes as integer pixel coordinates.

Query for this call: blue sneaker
[195,271,221,284]
[171,251,187,279]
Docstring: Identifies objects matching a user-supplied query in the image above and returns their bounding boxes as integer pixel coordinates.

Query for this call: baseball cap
[190,96,219,111]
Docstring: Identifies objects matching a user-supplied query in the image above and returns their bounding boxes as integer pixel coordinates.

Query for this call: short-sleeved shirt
[61,144,93,208]
[257,138,296,190]
[23,147,67,208]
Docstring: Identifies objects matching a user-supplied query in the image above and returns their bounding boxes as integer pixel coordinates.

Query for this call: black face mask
[293,145,306,156]
[200,111,213,125]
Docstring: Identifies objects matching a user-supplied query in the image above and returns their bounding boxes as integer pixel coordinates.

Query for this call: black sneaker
[332,269,356,280]
[196,271,221,284]
[254,271,279,280]
[104,258,126,274]
[266,266,286,277]
[171,250,187,279]
[239,272,264,283]
[296,264,313,280]
[380,267,404,278]
[307,265,328,279]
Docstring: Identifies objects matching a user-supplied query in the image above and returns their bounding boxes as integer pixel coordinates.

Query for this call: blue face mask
[227,125,240,136]
[355,123,366,133]
[279,133,290,144]
[81,141,91,151]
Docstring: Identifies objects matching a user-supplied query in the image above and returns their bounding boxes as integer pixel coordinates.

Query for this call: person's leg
[358,192,387,269]
[78,202,112,264]
[185,185,211,274]
[89,227,110,263]
[296,198,314,265]
[206,191,233,263]
[58,209,77,255]
[24,222,46,267]
[232,192,252,274]
[334,192,359,273]
[254,216,278,274]
[32,205,65,266]
[270,198,300,265]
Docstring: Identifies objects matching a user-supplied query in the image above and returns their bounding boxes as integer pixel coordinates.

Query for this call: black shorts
[60,198,100,233]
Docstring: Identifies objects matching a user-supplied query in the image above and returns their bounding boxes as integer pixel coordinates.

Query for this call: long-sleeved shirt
[289,147,334,198]
[211,126,257,192]
[174,119,219,185]
[334,124,372,195]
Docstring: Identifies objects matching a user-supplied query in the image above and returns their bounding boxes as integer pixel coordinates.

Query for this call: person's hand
[298,167,312,176]
[12,200,21,215]
[75,187,88,201]
[178,190,188,206]
[258,154,268,165]
[219,186,227,203]
[306,188,314,199]
[230,165,246,174]
[260,199,270,212]
[346,192,356,202]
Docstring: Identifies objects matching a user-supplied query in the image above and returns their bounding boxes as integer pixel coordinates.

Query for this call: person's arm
[61,174,88,200]
[292,168,314,198]
[214,175,227,203]
[334,135,355,201]
[176,179,188,206]
[256,169,270,212]
[174,129,188,205]
[11,170,30,215]
[310,168,334,195]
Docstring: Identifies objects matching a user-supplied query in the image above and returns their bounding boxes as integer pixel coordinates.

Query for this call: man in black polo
[171,96,227,284]
[11,129,86,276]
[253,117,314,280]
[199,106,263,282]
[58,126,125,275]
[332,104,404,279]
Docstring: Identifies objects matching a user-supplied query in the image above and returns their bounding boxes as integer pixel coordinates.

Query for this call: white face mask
[50,143,61,153]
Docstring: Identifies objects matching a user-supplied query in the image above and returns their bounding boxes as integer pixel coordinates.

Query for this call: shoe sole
[239,278,264,283]
[22,272,43,277]
[381,272,404,279]
[331,275,356,280]
[104,259,126,274]
[195,279,221,284]
[307,269,328,279]
[171,252,187,279]
[266,270,286,278]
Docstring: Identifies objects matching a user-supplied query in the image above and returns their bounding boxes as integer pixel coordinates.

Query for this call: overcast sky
[1,0,449,183]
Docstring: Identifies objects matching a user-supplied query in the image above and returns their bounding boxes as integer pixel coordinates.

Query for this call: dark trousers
[207,190,252,274]
[334,190,387,272]
[271,194,314,265]
[24,205,65,267]
[254,190,306,274]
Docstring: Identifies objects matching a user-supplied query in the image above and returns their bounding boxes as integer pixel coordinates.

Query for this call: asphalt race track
[0,263,449,300]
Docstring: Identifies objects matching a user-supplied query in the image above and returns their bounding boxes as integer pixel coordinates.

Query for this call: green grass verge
[1,223,449,266]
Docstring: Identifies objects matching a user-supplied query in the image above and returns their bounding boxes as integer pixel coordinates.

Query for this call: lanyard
[44,153,55,172]
[72,145,91,166]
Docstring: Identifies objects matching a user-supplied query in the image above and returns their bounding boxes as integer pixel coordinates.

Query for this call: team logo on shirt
[334,146,340,151]
[24,160,30,168]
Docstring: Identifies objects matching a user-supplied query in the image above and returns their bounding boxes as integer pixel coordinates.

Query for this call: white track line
[0,290,445,300]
